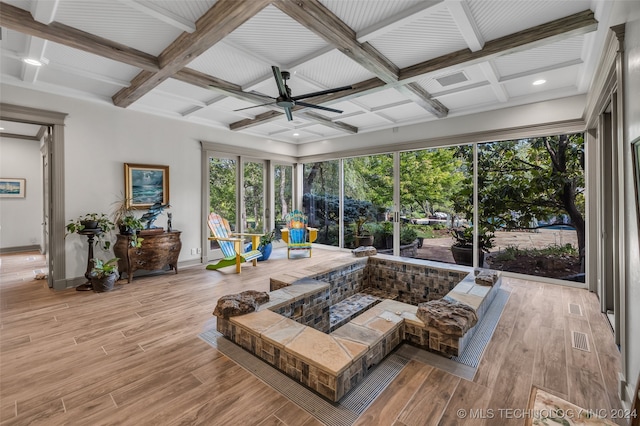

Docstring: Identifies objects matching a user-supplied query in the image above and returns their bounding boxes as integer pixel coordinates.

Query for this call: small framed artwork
[0,178,26,198]
[124,163,169,209]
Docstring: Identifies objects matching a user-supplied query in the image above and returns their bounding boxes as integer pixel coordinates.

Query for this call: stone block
[416,299,478,338]
[213,290,270,319]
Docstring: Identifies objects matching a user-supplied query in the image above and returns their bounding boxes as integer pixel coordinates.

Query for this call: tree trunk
[279,169,288,219]
[545,135,586,272]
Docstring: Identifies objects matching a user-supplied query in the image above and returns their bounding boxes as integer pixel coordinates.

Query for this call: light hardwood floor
[0,248,625,425]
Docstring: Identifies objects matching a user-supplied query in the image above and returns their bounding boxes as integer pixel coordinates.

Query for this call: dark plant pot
[385,235,393,249]
[417,237,424,248]
[451,245,485,266]
[81,220,99,230]
[246,242,273,261]
[90,272,119,292]
[119,225,133,235]
[355,235,374,247]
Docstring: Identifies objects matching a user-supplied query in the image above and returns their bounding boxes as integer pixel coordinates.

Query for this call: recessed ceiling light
[23,58,43,66]
[0,127,4,131]
[533,79,546,86]
[293,133,299,136]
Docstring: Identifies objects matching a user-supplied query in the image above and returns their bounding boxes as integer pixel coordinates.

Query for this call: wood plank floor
[0,249,624,425]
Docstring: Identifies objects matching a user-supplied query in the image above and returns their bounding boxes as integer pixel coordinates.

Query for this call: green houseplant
[450,225,495,266]
[354,217,374,247]
[89,257,119,292]
[111,196,144,247]
[247,229,280,261]
[65,213,115,250]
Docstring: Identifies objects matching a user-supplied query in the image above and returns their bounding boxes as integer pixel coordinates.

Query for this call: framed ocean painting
[124,163,169,209]
[0,178,26,198]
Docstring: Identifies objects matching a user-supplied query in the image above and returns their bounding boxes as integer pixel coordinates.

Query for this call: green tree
[400,148,466,218]
[455,134,585,268]
[209,158,236,225]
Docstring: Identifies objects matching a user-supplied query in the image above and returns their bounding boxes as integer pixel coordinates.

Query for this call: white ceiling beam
[446,0,484,52]
[117,0,196,33]
[31,0,59,24]
[477,61,508,102]
[356,0,444,43]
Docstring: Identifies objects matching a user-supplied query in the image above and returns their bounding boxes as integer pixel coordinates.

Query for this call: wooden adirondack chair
[281,210,317,258]
[206,213,263,273]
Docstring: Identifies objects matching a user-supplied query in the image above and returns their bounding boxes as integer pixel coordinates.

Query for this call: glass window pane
[303,161,340,247]
[274,164,293,237]
[209,157,236,250]
[244,161,264,233]
[478,134,585,281]
[401,146,472,263]
[343,154,393,250]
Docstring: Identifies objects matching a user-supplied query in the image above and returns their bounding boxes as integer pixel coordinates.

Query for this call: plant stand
[76,228,102,291]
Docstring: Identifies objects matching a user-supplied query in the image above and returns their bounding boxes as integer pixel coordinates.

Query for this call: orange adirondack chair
[206,213,263,273]
[281,210,317,258]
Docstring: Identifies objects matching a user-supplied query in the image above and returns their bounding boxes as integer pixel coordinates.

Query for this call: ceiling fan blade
[233,102,276,112]
[284,107,293,121]
[295,101,343,114]
[292,85,353,101]
[272,66,288,98]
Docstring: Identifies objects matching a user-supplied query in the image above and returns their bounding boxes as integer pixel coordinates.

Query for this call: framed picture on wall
[0,178,26,198]
[124,163,169,209]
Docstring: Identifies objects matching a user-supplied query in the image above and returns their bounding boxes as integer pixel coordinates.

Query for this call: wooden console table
[114,230,182,283]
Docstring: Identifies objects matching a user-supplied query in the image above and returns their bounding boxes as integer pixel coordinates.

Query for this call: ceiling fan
[234,66,353,121]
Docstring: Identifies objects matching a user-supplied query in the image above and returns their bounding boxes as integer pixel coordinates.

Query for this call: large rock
[213,290,270,319]
[352,246,377,257]
[416,299,478,337]
[475,269,500,286]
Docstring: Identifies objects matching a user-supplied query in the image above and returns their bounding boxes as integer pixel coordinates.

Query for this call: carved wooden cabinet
[114,231,182,283]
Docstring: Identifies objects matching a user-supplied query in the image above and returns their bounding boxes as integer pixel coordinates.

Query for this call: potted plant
[111,196,144,247]
[258,229,280,261]
[354,217,374,247]
[89,257,119,292]
[65,213,115,250]
[450,225,495,266]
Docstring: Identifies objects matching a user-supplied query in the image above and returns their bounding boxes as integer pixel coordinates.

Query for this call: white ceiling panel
[36,67,123,99]
[320,0,426,32]
[374,102,433,122]
[369,7,468,68]
[0,28,29,54]
[134,91,201,115]
[159,78,219,104]
[415,64,486,93]
[502,66,580,99]
[494,35,585,78]
[186,42,267,87]
[339,112,394,128]
[435,84,497,110]
[293,50,377,88]
[356,89,411,110]
[468,0,592,42]
[44,43,140,83]
[225,5,329,66]
[0,56,23,78]
[150,0,217,22]
[53,0,183,56]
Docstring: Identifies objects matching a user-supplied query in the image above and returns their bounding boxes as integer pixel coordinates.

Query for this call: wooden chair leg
[235,255,241,274]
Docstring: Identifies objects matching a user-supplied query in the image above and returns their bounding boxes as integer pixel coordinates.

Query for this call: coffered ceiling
[0,0,616,144]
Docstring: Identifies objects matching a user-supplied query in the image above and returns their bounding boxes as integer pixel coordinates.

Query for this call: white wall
[0,84,295,279]
[0,137,43,250]
[623,8,640,407]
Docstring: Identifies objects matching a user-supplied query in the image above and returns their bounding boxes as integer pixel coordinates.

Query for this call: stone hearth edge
[215,254,502,401]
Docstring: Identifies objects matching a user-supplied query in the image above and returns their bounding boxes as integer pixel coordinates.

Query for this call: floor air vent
[571,331,590,352]
[569,303,582,316]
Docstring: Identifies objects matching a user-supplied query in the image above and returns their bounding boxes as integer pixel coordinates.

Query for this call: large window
[343,154,393,250]
[274,164,293,232]
[243,160,264,233]
[303,160,340,246]
[401,146,471,263]
[477,134,585,281]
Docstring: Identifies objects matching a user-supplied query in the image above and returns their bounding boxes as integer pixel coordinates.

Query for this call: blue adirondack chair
[281,210,317,258]
[206,213,263,273]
